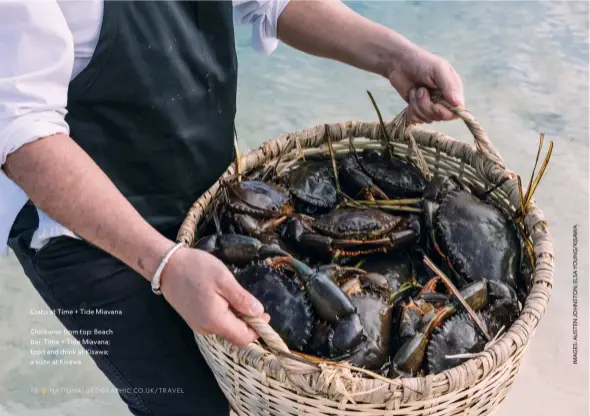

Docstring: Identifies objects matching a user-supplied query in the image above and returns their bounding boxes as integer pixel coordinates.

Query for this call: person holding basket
[0,1,463,414]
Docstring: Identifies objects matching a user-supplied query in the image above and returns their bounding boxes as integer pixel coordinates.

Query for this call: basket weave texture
[177,102,554,416]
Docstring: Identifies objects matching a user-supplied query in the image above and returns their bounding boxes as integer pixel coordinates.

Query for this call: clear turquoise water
[1,2,588,415]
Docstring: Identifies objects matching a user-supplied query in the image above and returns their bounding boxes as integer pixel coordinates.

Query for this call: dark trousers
[8,230,229,416]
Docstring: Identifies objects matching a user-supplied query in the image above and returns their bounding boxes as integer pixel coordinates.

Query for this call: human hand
[159,247,270,347]
[387,44,464,123]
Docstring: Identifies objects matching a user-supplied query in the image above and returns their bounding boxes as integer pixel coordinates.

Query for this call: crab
[330,272,395,371]
[423,175,521,291]
[223,180,294,237]
[282,208,421,261]
[338,149,427,200]
[338,154,389,201]
[391,278,489,377]
[268,257,367,358]
[235,264,314,351]
[427,311,502,374]
[285,161,339,215]
[355,252,432,305]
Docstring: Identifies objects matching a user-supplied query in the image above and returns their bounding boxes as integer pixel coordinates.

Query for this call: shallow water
[1,2,588,415]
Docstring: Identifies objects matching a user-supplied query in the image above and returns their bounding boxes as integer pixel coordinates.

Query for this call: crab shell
[424,176,521,290]
[360,149,428,198]
[235,264,313,351]
[286,162,338,214]
[487,280,520,330]
[228,181,292,216]
[359,252,429,296]
[427,311,503,374]
[344,291,394,371]
[338,155,379,199]
[312,208,405,239]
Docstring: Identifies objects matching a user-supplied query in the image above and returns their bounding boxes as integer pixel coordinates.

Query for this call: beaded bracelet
[151,242,186,295]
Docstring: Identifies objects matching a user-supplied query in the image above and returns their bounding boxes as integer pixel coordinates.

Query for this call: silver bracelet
[151,242,186,295]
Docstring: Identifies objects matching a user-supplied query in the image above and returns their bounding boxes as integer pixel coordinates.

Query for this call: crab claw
[456,280,489,312]
[195,234,289,264]
[416,292,450,305]
[339,156,390,200]
[269,257,357,324]
[330,314,365,357]
[392,305,455,376]
[308,316,365,359]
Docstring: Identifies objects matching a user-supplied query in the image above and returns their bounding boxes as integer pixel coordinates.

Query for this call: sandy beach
[0,2,588,415]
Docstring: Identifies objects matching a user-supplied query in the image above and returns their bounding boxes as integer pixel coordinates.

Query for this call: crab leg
[417,277,441,296]
[342,202,422,213]
[196,234,289,264]
[326,229,419,249]
[355,198,423,206]
[296,228,418,258]
[234,214,289,236]
[363,186,389,201]
[417,293,450,304]
[258,216,289,233]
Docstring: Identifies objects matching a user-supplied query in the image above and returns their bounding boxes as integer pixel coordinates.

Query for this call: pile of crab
[196,134,551,379]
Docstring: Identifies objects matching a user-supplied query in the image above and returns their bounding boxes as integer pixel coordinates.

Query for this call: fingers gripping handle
[428,89,505,167]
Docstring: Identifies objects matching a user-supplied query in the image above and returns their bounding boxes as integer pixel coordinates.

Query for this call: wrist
[137,235,178,281]
[158,244,196,298]
[377,31,418,80]
[150,242,187,295]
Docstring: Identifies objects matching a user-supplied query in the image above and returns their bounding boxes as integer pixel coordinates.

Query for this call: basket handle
[412,89,505,167]
[241,314,315,371]
[239,315,321,393]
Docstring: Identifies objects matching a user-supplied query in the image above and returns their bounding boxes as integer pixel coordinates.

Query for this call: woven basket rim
[176,111,554,405]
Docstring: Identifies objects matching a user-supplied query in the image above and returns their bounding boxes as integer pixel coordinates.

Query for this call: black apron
[12,0,238,239]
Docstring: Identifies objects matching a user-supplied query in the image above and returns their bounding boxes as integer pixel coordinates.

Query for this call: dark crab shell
[360,149,428,198]
[426,176,521,289]
[235,264,313,351]
[228,181,291,216]
[312,208,404,239]
[427,311,502,374]
[344,292,394,371]
[286,162,338,214]
[338,155,377,198]
[359,252,430,295]
[487,280,520,330]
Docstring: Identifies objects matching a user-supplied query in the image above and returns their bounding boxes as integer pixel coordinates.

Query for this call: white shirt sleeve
[0,2,74,254]
[232,0,291,54]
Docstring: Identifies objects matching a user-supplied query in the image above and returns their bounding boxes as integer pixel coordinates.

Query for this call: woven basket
[177,99,554,415]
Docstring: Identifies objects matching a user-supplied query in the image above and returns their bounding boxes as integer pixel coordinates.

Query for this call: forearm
[277,0,415,78]
[4,134,172,280]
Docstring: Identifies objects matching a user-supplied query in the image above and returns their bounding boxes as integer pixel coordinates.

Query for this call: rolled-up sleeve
[0,2,73,165]
[233,0,291,54]
[0,2,74,254]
